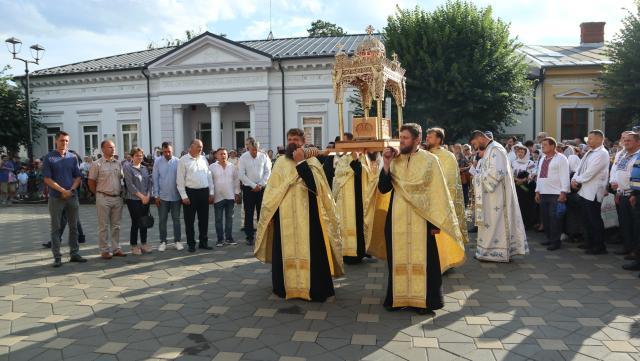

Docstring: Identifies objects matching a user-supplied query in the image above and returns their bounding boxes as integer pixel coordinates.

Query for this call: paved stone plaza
[0,204,639,361]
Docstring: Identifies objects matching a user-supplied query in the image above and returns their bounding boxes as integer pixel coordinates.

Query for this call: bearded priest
[254,128,343,302]
[374,123,465,315]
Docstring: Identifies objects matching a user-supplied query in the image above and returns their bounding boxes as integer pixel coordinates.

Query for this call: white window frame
[80,123,101,158]
[45,125,63,153]
[301,115,325,147]
[117,111,141,156]
[118,122,140,156]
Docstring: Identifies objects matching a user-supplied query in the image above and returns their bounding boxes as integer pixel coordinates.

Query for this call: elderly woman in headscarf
[511,142,537,228]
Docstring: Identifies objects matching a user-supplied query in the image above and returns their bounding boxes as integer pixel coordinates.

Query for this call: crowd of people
[16,121,640,313]
[450,128,640,274]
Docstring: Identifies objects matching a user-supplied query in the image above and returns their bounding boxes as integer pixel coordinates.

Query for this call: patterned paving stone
[291,331,318,342]
[94,341,128,354]
[213,352,244,361]
[1,204,638,361]
[602,340,637,353]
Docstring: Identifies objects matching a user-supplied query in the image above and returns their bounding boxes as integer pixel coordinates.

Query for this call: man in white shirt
[609,132,640,256]
[535,137,570,251]
[177,139,214,252]
[238,137,271,245]
[571,130,610,254]
[210,148,241,247]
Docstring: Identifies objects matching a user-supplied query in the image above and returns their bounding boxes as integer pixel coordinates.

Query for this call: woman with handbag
[123,147,154,255]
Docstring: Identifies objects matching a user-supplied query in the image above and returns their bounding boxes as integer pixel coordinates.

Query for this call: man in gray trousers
[42,131,87,267]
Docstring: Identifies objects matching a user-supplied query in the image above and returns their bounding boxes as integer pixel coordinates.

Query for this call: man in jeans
[88,140,127,259]
[210,148,241,247]
[153,142,184,251]
[42,131,87,267]
[535,137,570,251]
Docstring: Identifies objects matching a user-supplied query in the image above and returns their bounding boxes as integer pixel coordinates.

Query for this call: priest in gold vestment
[333,151,380,264]
[254,128,343,302]
[425,127,469,246]
[374,123,465,314]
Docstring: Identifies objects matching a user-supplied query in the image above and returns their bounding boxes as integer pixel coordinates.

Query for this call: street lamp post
[5,37,45,166]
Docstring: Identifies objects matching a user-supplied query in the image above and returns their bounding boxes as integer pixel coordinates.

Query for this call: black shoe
[415,308,435,316]
[42,242,52,249]
[69,255,87,263]
[622,260,640,271]
[577,244,590,250]
[188,246,196,253]
[198,244,213,250]
[585,248,607,255]
[547,244,561,251]
[614,250,631,256]
[541,241,552,246]
[78,236,86,244]
[52,258,62,268]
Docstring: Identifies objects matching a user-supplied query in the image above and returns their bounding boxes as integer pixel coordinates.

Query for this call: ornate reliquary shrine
[332,25,407,151]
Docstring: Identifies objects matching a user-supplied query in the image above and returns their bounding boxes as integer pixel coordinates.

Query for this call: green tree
[384,1,531,141]
[307,20,346,37]
[599,1,640,124]
[0,66,44,154]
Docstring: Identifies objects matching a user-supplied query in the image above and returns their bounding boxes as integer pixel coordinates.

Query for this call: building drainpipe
[142,67,152,154]
[535,67,545,138]
[278,59,286,145]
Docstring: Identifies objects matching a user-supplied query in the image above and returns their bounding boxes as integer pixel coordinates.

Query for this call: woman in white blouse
[511,143,537,228]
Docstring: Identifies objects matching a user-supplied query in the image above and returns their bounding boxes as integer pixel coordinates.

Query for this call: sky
[0,0,636,74]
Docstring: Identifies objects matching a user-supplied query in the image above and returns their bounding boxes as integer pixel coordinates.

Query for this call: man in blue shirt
[153,142,183,251]
[42,131,87,267]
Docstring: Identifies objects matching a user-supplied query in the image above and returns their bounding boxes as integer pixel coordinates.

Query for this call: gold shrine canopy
[332,25,406,144]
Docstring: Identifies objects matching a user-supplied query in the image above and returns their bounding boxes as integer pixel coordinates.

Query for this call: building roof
[30,32,611,77]
[30,33,379,77]
[519,44,610,67]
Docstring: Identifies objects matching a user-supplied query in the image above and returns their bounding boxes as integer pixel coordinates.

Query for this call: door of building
[234,121,250,152]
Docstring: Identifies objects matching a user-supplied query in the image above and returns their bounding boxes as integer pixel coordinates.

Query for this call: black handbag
[139,209,154,228]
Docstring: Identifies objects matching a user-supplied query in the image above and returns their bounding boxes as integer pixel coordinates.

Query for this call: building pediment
[148,32,272,74]
[555,88,598,99]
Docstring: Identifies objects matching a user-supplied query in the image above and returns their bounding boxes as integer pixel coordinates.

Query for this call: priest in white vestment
[469,131,528,262]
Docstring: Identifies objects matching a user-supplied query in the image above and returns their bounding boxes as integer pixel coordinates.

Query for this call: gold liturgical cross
[365,25,375,35]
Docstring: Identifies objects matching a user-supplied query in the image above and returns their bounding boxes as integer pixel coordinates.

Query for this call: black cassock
[271,161,335,302]
[378,169,444,311]
[322,155,336,189]
[343,159,366,264]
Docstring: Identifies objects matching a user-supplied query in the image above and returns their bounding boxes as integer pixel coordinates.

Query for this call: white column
[207,103,222,150]
[172,105,184,154]
[246,102,256,138]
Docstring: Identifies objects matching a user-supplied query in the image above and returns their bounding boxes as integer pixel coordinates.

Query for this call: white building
[29,32,368,158]
[27,29,609,158]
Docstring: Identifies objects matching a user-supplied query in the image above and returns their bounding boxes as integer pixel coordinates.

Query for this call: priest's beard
[285,143,300,159]
[427,143,439,151]
[400,143,417,154]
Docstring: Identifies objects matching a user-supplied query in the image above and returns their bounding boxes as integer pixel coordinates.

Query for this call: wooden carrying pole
[337,102,345,141]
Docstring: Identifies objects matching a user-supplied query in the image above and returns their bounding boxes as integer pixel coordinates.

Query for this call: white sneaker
[158,242,167,252]
[225,239,238,246]
[174,241,184,251]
